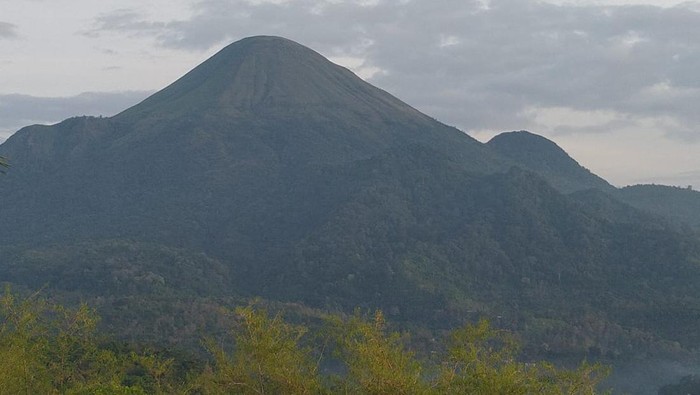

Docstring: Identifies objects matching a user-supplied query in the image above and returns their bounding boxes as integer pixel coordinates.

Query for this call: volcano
[2,37,700,359]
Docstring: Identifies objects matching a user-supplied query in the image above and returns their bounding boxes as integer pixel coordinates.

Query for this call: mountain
[0,36,503,246]
[2,36,700,367]
[487,130,614,193]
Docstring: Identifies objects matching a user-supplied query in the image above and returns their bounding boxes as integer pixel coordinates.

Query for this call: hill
[486,130,613,193]
[617,184,700,230]
[487,130,700,232]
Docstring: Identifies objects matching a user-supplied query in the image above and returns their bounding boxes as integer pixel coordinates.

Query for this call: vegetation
[0,156,7,173]
[0,290,609,394]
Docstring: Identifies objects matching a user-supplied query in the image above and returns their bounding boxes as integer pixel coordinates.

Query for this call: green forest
[0,289,608,394]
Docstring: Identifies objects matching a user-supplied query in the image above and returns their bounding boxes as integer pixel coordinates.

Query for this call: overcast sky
[1,0,699,187]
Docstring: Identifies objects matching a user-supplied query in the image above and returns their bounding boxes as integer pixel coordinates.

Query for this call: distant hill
[617,184,700,230]
[487,130,613,193]
[2,36,700,367]
[487,130,700,231]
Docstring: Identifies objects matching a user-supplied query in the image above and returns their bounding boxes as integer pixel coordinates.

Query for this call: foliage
[0,290,52,394]
[0,291,610,394]
[0,289,175,394]
[0,156,7,173]
[436,319,609,394]
[196,304,323,394]
[329,310,429,394]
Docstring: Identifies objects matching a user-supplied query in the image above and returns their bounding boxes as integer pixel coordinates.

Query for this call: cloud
[0,22,17,39]
[0,91,151,142]
[84,9,166,39]
[81,0,700,144]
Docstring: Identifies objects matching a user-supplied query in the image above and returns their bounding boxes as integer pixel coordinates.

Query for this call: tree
[329,310,431,394]
[0,289,153,394]
[0,290,52,394]
[0,156,7,173]
[436,319,609,394]
[197,304,323,394]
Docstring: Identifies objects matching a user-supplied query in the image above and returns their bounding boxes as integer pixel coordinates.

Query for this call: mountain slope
[2,36,700,361]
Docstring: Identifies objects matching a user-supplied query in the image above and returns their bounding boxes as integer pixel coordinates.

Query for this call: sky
[1,0,699,188]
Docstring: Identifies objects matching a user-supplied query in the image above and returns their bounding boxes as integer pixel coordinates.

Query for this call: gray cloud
[0,91,151,142]
[552,119,634,136]
[0,22,17,39]
[82,0,700,143]
[84,9,166,39]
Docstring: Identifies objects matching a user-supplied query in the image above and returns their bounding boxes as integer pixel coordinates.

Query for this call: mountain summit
[117,36,428,121]
[105,35,496,168]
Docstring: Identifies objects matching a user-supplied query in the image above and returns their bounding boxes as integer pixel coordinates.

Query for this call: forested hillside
[2,36,700,393]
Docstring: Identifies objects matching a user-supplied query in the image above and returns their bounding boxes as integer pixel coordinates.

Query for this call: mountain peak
[116,35,424,122]
[220,35,310,54]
